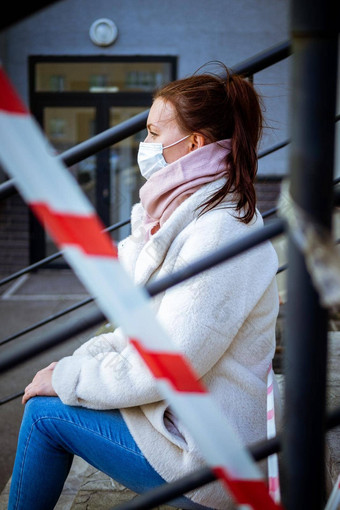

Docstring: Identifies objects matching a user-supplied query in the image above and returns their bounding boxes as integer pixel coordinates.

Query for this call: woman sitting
[8,67,281,510]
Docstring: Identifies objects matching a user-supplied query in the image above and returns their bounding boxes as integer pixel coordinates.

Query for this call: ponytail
[155,67,263,223]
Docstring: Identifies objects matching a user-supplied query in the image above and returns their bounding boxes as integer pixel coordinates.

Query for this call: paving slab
[69,462,179,510]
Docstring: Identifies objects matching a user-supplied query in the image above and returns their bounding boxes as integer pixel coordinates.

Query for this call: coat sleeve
[52,209,278,409]
[52,330,163,409]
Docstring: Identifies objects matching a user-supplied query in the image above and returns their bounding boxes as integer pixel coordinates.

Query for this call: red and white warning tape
[266,364,281,503]
[0,68,283,510]
[325,473,340,510]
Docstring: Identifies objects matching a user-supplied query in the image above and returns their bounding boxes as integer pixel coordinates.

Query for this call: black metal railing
[2,162,340,353]
[0,39,291,202]
[0,13,339,509]
[112,408,340,510]
[0,139,291,346]
[0,39,295,352]
[0,215,287,373]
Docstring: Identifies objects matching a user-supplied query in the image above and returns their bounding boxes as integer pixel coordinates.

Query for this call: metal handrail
[0,134,289,288]
[0,111,148,201]
[0,223,289,348]
[0,296,93,347]
[0,218,130,287]
[4,220,340,350]
[3,108,340,286]
[2,160,340,356]
[0,40,291,202]
[0,132,294,347]
[10,172,340,349]
[3,264,294,351]
[113,408,340,510]
[0,217,286,374]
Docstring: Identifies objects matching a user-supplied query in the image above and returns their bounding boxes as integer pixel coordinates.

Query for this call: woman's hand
[22,362,58,404]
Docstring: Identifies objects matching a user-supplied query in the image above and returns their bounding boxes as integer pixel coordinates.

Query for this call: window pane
[109,106,146,241]
[43,107,96,255]
[36,61,172,92]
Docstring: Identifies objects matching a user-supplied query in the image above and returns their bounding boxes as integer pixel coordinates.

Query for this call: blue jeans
[8,396,212,510]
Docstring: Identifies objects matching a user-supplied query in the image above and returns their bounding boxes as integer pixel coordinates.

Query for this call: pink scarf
[139,139,231,238]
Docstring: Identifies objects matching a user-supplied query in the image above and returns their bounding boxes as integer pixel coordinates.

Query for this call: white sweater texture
[52,178,281,509]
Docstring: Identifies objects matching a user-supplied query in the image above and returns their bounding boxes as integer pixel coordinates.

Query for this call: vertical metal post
[282,1,338,509]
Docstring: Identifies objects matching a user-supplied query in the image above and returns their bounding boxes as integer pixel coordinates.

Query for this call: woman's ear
[188,133,206,151]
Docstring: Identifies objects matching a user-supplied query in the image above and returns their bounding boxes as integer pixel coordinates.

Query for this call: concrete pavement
[0,268,103,492]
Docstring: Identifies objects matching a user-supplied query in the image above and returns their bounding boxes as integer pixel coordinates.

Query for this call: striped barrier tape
[266,364,281,503]
[0,67,283,510]
[324,473,340,510]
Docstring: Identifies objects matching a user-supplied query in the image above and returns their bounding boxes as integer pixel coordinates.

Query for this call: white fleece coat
[52,178,281,509]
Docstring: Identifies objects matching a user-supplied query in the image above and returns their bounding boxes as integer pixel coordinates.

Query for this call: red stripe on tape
[213,467,283,510]
[267,383,273,395]
[269,476,280,492]
[267,409,274,420]
[130,338,207,393]
[31,203,118,258]
[0,68,28,114]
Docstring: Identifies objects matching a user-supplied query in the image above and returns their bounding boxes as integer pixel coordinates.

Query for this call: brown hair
[154,67,263,223]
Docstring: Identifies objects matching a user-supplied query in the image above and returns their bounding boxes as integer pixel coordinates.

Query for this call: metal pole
[282,0,338,508]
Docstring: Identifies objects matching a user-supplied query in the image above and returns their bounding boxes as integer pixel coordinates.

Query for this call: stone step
[0,457,178,510]
[1,333,339,509]
[0,456,89,510]
[68,460,177,510]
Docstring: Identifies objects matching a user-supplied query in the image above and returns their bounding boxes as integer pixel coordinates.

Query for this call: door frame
[28,55,177,264]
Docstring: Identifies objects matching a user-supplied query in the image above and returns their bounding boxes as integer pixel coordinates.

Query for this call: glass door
[29,56,176,262]
[43,107,96,256]
[109,107,146,241]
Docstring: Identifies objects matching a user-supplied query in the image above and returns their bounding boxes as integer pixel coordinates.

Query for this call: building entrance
[29,56,176,262]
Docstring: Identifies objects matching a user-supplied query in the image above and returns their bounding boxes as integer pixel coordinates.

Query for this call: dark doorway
[29,56,176,262]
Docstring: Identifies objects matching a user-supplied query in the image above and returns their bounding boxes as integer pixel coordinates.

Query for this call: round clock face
[89,18,118,47]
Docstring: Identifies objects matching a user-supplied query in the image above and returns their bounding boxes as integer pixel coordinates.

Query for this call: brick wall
[0,194,29,276]
[255,177,282,215]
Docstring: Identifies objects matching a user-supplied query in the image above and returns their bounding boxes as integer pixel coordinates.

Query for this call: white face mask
[137,135,190,180]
